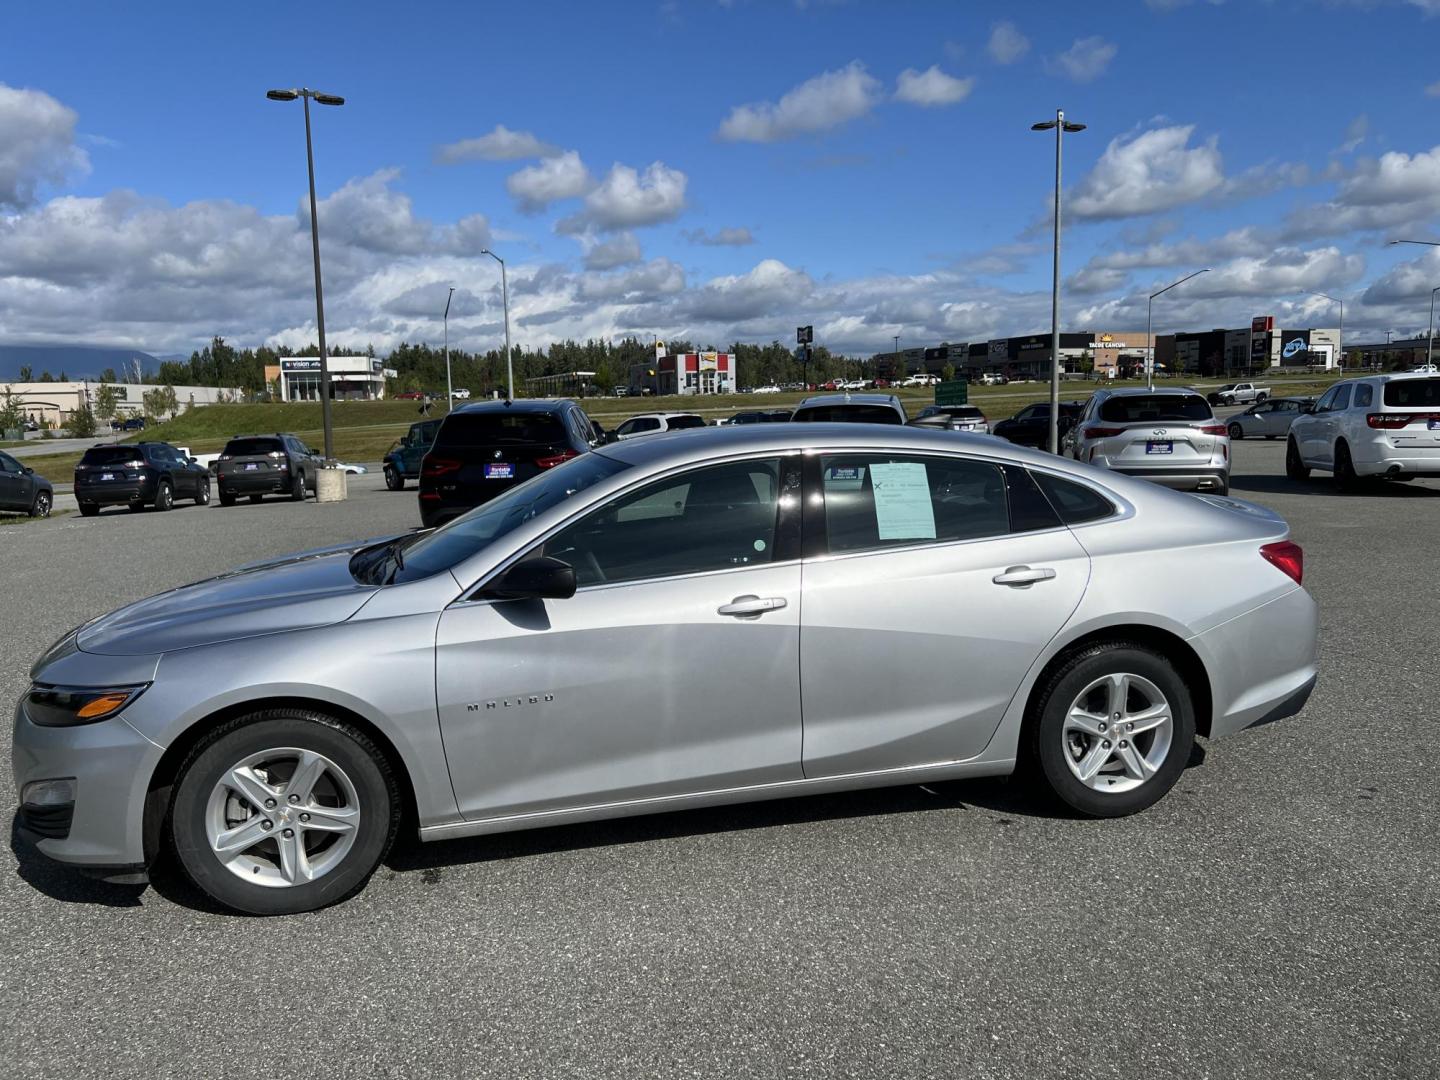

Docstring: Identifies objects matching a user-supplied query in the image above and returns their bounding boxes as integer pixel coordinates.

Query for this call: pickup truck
[1207,382,1270,406]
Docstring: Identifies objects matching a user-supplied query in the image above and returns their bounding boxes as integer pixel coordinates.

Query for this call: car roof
[451,398,577,414]
[1098,386,1204,398]
[795,393,901,408]
[626,411,703,420]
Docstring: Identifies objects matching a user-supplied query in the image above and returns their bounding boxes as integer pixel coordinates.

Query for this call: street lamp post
[1305,291,1344,370]
[1388,241,1440,369]
[443,287,455,407]
[1146,269,1211,391]
[266,87,345,460]
[1032,109,1086,454]
[481,249,513,400]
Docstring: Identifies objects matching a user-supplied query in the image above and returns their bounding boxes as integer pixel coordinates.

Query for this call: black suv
[75,442,210,515]
[418,399,601,527]
[215,433,321,506]
[0,451,52,517]
[991,401,1085,451]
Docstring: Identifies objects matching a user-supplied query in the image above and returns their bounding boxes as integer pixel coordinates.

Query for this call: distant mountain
[0,344,163,382]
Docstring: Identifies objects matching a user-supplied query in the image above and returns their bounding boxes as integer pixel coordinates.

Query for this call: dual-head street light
[1388,241,1440,368]
[1032,110,1086,454]
[267,87,345,459]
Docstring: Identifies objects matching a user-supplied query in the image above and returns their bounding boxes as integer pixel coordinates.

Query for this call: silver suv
[1067,387,1229,495]
[1286,374,1440,487]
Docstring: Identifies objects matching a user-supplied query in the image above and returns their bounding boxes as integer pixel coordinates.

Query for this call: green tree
[100,368,117,384]
[39,370,54,382]
[94,383,122,424]
[941,363,956,382]
[141,385,178,423]
[18,366,33,382]
[68,401,97,438]
[0,388,26,434]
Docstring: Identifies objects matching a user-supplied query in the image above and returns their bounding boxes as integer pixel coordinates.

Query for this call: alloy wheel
[204,747,361,888]
[1060,673,1173,794]
[32,491,51,518]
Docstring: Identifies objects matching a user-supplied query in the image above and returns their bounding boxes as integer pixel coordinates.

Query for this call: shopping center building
[262,355,393,401]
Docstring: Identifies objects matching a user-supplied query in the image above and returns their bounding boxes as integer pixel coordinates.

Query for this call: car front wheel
[155,480,173,512]
[30,490,51,518]
[1228,422,1243,440]
[196,479,210,506]
[384,464,404,491]
[1028,643,1194,818]
[169,710,400,915]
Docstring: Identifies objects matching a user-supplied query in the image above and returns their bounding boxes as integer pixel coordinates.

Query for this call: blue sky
[2,0,1440,357]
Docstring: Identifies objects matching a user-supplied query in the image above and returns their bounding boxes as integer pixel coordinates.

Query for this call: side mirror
[482,556,577,601]
[188,456,199,464]
[1300,404,1316,414]
[24,466,35,475]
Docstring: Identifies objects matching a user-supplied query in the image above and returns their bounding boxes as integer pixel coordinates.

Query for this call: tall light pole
[1032,109,1085,453]
[1146,269,1210,390]
[1388,242,1440,369]
[1304,291,1343,370]
[481,249,513,400]
[266,86,344,460]
[443,286,455,407]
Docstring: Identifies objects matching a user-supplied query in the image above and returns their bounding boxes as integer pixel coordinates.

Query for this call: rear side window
[794,404,904,424]
[1032,472,1115,525]
[1353,384,1373,408]
[1098,395,1212,423]
[224,437,283,456]
[81,446,144,466]
[819,454,1008,554]
[1384,379,1440,408]
[436,412,568,447]
[666,415,706,430]
[617,417,662,436]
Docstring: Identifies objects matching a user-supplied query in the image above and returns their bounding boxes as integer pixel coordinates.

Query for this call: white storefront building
[271,356,391,401]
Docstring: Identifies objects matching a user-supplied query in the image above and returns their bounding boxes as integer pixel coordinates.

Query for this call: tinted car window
[224,437,284,456]
[81,447,144,466]
[1033,472,1115,525]
[618,417,661,436]
[1353,384,1373,408]
[1330,385,1352,412]
[436,412,569,446]
[819,454,1008,554]
[1384,379,1440,407]
[793,405,903,424]
[0,452,18,472]
[542,459,783,586]
[666,415,706,430]
[1097,395,1211,423]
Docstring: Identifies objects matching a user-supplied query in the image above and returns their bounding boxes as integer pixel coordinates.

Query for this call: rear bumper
[74,478,157,505]
[219,469,289,493]
[418,481,518,527]
[1107,464,1229,491]
[1349,441,1440,478]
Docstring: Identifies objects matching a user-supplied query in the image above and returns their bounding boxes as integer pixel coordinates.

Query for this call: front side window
[1330,385,1352,412]
[1312,386,1339,413]
[819,454,1009,555]
[0,452,17,473]
[542,458,786,586]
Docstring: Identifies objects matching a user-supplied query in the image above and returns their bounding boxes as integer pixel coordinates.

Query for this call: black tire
[1335,441,1363,492]
[155,480,173,512]
[30,490,52,518]
[168,709,401,916]
[1256,393,1268,403]
[196,479,210,506]
[219,489,237,507]
[384,465,404,491]
[79,502,99,517]
[1027,643,1195,818]
[1286,438,1310,480]
[290,469,306,501]
[249,494,263,504]
[128,502,145,513]
[1227,422,1243,440]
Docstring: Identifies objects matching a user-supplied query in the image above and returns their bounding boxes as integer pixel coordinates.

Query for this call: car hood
[77,539,393,656]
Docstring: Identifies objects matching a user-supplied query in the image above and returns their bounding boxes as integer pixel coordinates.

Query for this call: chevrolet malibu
[13,425,1319,915]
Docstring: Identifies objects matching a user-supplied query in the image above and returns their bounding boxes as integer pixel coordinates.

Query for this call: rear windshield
[80,446,145,466]
[1383,379,1440,408]
[666,415,706,430]
[1098,395,1212,423]
[435,412,569,447]
[937,406,984,419]
[793,404,904,424]
[223,437,283,456]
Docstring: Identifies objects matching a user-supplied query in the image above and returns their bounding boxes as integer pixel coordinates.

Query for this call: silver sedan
[1227,397,1309,441]
[13,425,1319,914]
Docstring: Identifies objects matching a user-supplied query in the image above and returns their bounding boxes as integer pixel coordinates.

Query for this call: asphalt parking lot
[2,438,1438,1080]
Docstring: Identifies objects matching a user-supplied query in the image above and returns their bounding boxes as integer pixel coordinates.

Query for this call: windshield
[371,452,631,584]
[224,437,283,456]
[1384,379,1440,407]
[435,411,569,446]
[1098,395,1212,423]
[793,404,903,424]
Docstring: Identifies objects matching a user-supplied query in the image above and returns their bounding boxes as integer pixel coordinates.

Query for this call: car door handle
[992,566,1056,588]
[717,595,787,617]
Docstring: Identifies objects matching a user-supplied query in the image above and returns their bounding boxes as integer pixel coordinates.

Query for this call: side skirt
[419,757,1016,842]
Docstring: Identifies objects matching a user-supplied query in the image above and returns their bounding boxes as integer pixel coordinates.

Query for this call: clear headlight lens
[25,684,150,727]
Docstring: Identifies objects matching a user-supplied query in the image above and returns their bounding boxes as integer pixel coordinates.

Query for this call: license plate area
[100,472,114,481]
[484,463,514,479]
[244,462,259,470]
[1429,419,1440,431]
[1146,441,1173,455]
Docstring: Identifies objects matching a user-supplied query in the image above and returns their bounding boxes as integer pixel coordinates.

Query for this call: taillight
[421,456,461,478]
[535,450,580,469]
[1199,423,1228,435]
[1084,426,1124,439]
[1367,412,1440,429]
[1260,541,1303,585]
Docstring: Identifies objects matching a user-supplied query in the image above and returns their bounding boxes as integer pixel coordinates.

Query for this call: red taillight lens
[535,450,580,469]
[1084,426,1124,439]
[1199,423,1228,435]
[1260,541,1304,585]
[421,456,461,478]
[1367,412,1440,429]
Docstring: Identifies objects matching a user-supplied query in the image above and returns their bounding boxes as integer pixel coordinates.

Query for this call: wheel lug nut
[288,794,300,804]
[264,798,276,809]
[261,820,273,831]
[1126,723,1134,732]
[299,813,310,822]
[283,828,295,838]
[1119,740,1128,748]
[1098,722,1107,732]
[1102,740,1111,749]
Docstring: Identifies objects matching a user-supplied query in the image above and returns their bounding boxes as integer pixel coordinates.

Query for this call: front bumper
[11,696,162,869]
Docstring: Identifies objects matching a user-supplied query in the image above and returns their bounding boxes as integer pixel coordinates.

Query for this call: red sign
[1251,316,1274,334]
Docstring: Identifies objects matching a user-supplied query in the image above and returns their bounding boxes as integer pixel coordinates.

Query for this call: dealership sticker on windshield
[870,462,936,541]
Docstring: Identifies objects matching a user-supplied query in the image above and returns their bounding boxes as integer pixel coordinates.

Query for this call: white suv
[1067,387,1230,495]
[611,412,708,441]
[1286,374,1440,487]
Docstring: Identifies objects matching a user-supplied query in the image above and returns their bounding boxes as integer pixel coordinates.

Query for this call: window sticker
[869,462,936,541]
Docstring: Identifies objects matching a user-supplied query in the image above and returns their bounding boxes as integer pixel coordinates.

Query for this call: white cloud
[684,259,814,321]
[1361,247,1440,305]
[1047,36,1118,82]
[1284,145,1440,238]
[558,161,687,233]
[717,62,880,142]
[1070,125,1226,220]
[578,258,686,302]
[0,83,90,210]
[986,21,1030,64]
[1086,226,1276,271]
[683,226,755,246]
[894,66,975,107]
[505,150,592,213]
[1338,114,1368,154]
[435,124,558,164]
[1426,79,1440,97]
[306,170,489,256]
[580,231,642,270]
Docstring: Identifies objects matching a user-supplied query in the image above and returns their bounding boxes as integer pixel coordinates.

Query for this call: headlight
[25,684,150,727]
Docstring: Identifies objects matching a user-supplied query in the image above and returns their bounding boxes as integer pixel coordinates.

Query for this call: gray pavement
[1,441,1437,1079]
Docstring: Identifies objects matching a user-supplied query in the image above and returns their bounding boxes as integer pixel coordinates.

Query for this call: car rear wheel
[219,490,236,507]
[30,490,51,518]
[168,710,400,915]
[155,480,173,512]
[79,502,99,517]
[249,494,263,504]
[384,465,403,491]
[290,471,306,501]
[196,479,210,505]
[1028,643,1194,818]
[1286,438,1310,480]
[1227,422,1243,440]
